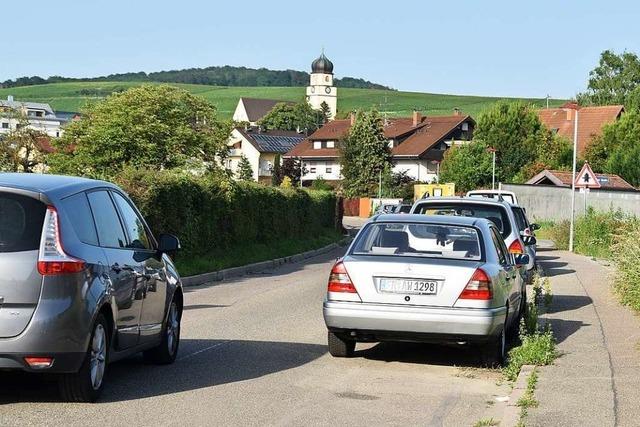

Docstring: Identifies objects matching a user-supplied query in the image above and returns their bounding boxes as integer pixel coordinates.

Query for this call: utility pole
[487,147,497,190]
[546,94,550,109]
[569,109,579,252]
[378,169,382,199]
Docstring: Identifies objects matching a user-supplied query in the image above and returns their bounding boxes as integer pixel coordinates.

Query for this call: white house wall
[300,158,438,183]
[302,159,342,181]
[227,128,262,181]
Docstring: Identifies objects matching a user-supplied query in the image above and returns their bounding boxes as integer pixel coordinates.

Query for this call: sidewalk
[528,251,640,427]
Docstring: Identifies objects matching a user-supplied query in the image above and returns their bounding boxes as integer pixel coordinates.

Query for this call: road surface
[1,247,509,426]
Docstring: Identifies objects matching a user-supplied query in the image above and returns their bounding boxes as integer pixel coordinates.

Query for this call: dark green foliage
[258,102,324,132]
[1,66,393,90]
[114,168,337,260]
[47,85,231,178]
[340,110,392,197]
[577,50,640,108]
[271,154,282,186]
[381,168,415,200]
[281,157,305,186]
[585,109,640,186]
[439,141,494,193]
[474,101,551,183]
[311,177,333,191]
[236,155,254,181]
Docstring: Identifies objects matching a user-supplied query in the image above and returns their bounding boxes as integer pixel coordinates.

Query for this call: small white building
[226,127,306,183]
[0,96,67,137]
[285,111,475,185]
[232,98,295,126]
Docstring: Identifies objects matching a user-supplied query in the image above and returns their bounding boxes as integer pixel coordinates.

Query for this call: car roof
[413,196,511,207]
[0,173,116,198]
[467,189,516,195]
[372,213,492,228]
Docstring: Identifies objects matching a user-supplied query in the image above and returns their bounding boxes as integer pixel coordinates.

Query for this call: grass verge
[175,227,344,276]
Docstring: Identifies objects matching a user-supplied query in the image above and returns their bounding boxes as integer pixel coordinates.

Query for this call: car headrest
[453,239,479,257]
[380,230,409,252]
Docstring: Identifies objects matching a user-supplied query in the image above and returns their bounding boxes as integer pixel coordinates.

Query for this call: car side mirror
[515,253,530,266]
[530,223,541,231]
[522,235,537,246]
[158,233,181,255]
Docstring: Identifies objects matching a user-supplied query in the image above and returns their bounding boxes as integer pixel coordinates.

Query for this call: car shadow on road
[0,339,326,404]
[545,294,593,314]
[541,318,589,345]
[539,258,575,277]
[357,341,498,368]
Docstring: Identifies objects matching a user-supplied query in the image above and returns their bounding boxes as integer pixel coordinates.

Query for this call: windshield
[352,222,482,261]
[412,202,512,238]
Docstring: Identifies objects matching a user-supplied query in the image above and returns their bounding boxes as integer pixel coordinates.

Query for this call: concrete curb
[501,364,536,427]
[181,237,352,287]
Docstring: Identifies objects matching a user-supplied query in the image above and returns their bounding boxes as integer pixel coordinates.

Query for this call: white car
[466,190,518,205]
[323,214,528,365]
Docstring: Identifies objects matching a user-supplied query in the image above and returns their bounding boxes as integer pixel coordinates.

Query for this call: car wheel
[480,322,506,367]
[327,331,355,358]
[59,314,109,402]
[144,299,181,364]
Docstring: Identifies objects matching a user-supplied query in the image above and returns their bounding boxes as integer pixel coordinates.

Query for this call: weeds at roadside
[543,278,553,308]
[517,369,539,425]
[473,418,499,427]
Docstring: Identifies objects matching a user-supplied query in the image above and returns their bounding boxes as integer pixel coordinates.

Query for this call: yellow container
[413,183,456,201]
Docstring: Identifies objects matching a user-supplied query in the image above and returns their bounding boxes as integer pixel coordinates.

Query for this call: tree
[0,111,48,172]
[311,177,333,191]
[577,50,640,107]
[439,141,494,193]
[258,102,324,132]
[381,167,415,199]
[281,157,306,186]
[271,154,282,186]
[340,110,392,197]
[280,176,293,188]
[47,85,231,178]
[320,101,331,123]
[474,101,550,182]
[585,110,640,186]
[236,155,254,181]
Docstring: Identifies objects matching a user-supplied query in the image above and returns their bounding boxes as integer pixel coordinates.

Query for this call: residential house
[526,169,635,191]
[0,96,67,138]
[284,111,475,185]
[232,98,295,126]
[227,127,306,183]
[537,102,624,155]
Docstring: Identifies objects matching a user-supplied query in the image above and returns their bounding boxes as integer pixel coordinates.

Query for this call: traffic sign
[575,162,601,189]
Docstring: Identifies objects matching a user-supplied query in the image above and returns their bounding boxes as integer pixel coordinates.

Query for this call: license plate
[379,278,438,295]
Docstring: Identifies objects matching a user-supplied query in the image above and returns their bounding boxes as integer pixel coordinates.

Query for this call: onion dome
[311,51,334,74]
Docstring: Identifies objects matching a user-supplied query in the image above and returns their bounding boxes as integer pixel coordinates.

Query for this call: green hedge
[114,168,337,256]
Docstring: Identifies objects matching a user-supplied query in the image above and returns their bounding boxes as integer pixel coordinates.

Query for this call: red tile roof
[537,105,624,154]
[526,169,635,190]
[286,115,472,158]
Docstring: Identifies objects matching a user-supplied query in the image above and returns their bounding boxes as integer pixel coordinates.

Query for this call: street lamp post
[487,148,497,190]
[569,109,579,252]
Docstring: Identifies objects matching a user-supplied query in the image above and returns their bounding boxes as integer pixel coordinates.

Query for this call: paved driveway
[1,247,509,426]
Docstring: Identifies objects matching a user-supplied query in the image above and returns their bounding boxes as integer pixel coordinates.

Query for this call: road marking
[178,340,233,360]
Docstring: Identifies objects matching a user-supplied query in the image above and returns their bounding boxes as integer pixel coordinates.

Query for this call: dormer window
[326,141,335,148]
[313,141,322,149]
[27,110,44,118]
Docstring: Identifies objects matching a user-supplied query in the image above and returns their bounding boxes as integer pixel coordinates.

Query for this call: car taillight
[37,206,85,276]
[459,268,492,300]
[508,239,524,254]
[24,356,54,369]
[328,261,357,293]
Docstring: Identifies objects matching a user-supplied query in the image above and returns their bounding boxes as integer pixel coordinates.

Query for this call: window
[61,193,98,245]
[490,227,510,265]
[0,192,46,253]
[1,122,8,129]
[310,167,317,173]
[413,202,512,238]
[87,191,127,249]
[326,167,332,174]
[326,141,335,148]
[112,192,152,250]
[313,141,322,149]
[512,207,529,232]
[352,222,482,261]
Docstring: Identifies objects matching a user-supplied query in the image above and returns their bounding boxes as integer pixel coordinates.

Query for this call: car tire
[59,313,109,402]
[327,331,355,358]
[144,299,181,365]
[480,324,506,367]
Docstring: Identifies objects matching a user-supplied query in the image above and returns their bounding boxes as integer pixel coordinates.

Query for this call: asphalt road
[0,247,510,426]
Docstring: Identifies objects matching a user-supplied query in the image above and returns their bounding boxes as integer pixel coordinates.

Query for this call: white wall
[301,159,341,181]
[393,159,438,183]
[232,100,250,124]
[227,128,261,181]
[0,117,63,137]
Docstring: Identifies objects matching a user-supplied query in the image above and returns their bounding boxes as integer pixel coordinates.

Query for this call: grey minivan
[0,173,183,402]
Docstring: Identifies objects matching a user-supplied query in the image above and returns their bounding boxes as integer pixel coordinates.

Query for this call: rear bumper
[0,352,85,373]
[323,301,506,343]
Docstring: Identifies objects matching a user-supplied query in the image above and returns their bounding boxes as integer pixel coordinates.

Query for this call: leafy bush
[611,224,640,312]
[114,168,337,258]
[504,327,556,381]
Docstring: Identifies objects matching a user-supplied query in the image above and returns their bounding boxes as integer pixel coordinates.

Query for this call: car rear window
[512,207,529,232]
[352,222,482,261]
[61,192,99,246]
[413,202,512,238]
[0,192,46,253]
[469,193,515,204]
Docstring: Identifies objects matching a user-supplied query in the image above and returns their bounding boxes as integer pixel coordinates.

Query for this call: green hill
[0,81,567,119]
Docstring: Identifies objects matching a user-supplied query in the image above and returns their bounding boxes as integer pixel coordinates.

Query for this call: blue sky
[3,0,639,98]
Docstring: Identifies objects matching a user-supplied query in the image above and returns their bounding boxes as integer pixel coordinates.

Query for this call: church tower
[306,51,337,120]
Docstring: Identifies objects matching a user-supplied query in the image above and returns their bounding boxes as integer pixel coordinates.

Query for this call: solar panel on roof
[251,134,304,153]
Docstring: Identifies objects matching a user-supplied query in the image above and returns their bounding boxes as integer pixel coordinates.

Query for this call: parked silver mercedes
[0,173,183,402]
[323,214,528,364]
